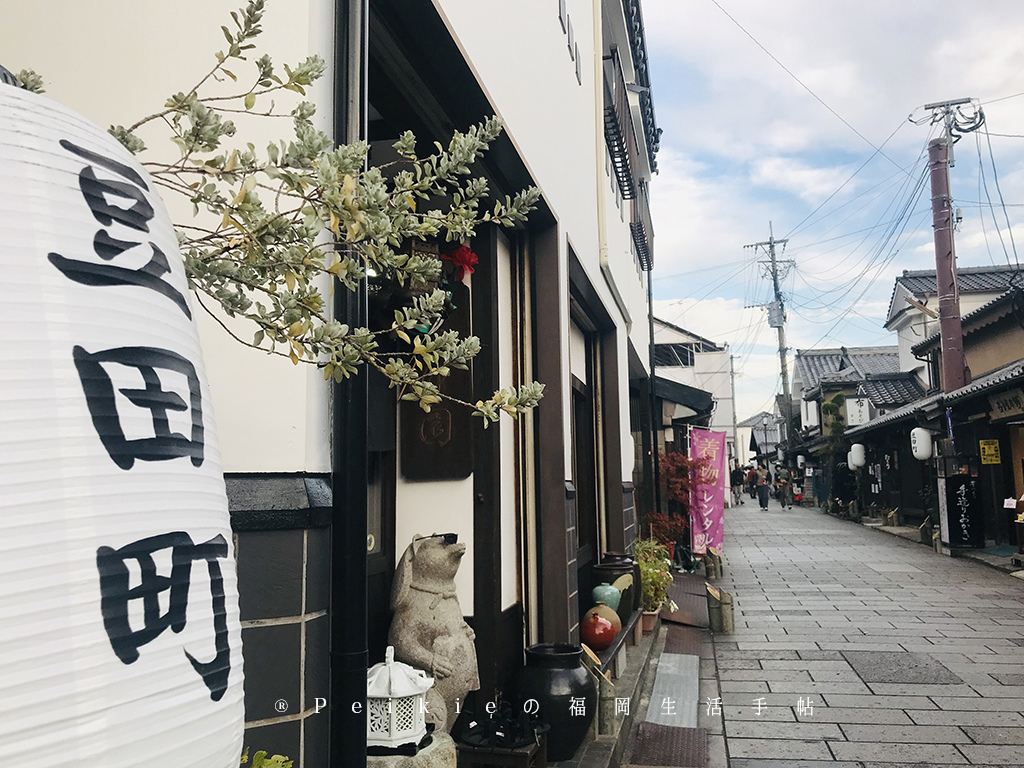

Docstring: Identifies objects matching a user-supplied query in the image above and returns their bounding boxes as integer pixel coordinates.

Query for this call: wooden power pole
[923,97,976,392]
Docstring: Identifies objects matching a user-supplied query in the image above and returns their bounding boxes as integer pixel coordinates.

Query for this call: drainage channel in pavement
[621,573,729,768]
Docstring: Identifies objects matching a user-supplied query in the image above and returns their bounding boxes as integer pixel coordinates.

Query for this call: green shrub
[241,748,293,768]
[634,538,676,613]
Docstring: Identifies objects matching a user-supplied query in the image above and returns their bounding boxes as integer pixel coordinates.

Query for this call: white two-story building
[1,0,662,764]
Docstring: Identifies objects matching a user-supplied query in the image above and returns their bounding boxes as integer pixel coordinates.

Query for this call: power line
[793,166,931,344]
[956,201,1024,208]
[976,130,1011,267]
[706,0,904,172]
[984,125,1021,271]
[976,130,998,267]
[780,127,939,303]
[785,119,909,240]
[789,160,930,310]
[652,258,748,280]
[980,91,1024,106]
[786,160,926,253]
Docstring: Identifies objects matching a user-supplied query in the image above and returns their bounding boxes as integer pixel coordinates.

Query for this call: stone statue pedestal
[367,732,456,768]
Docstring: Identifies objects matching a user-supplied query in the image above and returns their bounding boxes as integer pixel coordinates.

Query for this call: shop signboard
[979,439,1001,465]
[942,475,984,549]
[0,86,243,765]
[846,397,871,427]
[989,388,1024,421]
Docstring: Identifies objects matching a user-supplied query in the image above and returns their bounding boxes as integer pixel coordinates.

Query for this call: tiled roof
[857,374,926,407]
[847,358,1024,436]
[794,350,844,391]
[847,348,900,377]
[738,410,774,428]
[895,265,1022,296]
[794,347,899,392]
[911,287,1024,356]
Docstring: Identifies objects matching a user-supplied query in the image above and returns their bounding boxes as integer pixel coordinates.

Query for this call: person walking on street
[756,464,771,510]
[776,464,793,509]
[746,466,757,498]
[730,464,745,505]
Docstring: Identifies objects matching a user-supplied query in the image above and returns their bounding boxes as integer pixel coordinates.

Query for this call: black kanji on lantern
[48,139,191,318]
[73,345,204,470]
[97,531,231,701]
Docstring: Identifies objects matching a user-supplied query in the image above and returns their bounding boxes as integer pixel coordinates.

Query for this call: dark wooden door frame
[568,250,626,554]
[472,224,505,701]
[531,225,570,643]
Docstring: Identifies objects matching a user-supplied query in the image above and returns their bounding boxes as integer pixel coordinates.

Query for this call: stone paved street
[715,496,1024,767]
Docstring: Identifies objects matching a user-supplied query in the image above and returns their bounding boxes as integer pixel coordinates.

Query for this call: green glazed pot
[591,582,621,612]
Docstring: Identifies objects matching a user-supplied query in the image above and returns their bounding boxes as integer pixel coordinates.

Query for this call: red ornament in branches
[442,245,478,282]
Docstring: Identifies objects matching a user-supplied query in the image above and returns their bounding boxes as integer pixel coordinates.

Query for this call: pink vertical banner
[689,429,727,555]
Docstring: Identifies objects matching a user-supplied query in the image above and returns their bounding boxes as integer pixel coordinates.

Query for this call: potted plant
[634,538,677,632]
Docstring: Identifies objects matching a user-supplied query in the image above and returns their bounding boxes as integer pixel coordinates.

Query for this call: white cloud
[751,157,858,204]
[641,0,1024,374]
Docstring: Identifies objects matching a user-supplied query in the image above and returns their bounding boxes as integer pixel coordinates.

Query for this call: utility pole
[729,352,739,467]
[746,223,794,452]
[921,97,979,392]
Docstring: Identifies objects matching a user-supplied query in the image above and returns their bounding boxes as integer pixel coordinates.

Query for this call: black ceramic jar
[517,643,597,761]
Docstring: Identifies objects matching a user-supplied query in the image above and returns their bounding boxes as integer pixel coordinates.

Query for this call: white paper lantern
[911,427,933,460]
[367,646,434,749]
[796,454,805,468]
[0,86,243,765]
[850,443,866,468]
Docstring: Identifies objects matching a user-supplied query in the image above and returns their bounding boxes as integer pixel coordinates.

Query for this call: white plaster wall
[802,398,820,430]
[617,329,635,479]
[657,352,734,423]
[734,426,750,468]
[1,0,336,473]
[895,291,1004,388]
[895,312,936,386]
[604,157,649,482]
[432,0,648,482]
[394,407,477,614]
[628,270,652,374]
[433,0,601,267]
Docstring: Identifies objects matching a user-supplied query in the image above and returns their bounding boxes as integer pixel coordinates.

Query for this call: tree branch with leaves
[18,0,544,426]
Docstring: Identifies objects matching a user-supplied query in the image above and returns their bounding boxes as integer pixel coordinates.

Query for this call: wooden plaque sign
[400,281,474,480]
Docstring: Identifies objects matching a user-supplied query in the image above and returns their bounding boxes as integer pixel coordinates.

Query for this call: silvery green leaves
[117,0,542,423]
[109,126,147,155]
[166,92,237,155]
[472,383,546,427]
[15,68,44,93]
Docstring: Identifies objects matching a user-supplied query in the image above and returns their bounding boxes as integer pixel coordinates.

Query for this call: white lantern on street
[911,427,933,460]
[850,443,866,468]
[0,85,243,765]
[797,454,806,468]
[367,646,434,749]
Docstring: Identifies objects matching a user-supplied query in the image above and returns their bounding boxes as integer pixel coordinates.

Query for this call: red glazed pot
[580,612,617,652]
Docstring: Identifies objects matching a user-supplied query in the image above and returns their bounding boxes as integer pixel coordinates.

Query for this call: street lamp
[761,415,769,462]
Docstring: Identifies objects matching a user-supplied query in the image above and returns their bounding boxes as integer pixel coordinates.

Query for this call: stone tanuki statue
[389,533,479,732]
